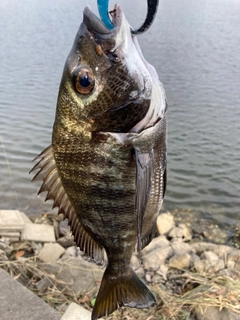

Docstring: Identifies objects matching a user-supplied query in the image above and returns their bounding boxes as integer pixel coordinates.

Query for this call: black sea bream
[31,5,167,319]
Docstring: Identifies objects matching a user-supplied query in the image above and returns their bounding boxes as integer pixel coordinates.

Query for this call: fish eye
[74,67,95,95]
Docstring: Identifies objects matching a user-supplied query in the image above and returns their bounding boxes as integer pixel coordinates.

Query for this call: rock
[62,246,79,258]
[171,240,194,256]
[201,251,219,263]
[0,241,12,256]
[193,306,240,320]
[0,210,25,232]
[142,235,170,256]
[130,254,140,271]
[168,224,192,241]
[169,253,191,270]
[219,268,240,281]
[57,234,75,248]
[156,212,175,235]
[136,267,145,279]
[213,245,234,259]
[227,250,240,271]
[190,242,217,254]
[0,249,8,262]
[35,277,52,293]
[145,273,152,282]
[38,243,65,263]
[194,259,205,274]
[202,225,228,244]
[151,274,163,284]
[19,211,33,224]
[61,302,100,320]
[178,223,192,241]
[21,223,56,242]
[142,246,173,271]
[156,264,168,280]
[41,257,104,296]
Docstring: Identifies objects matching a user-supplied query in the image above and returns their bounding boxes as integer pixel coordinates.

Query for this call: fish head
[55,5,157,133]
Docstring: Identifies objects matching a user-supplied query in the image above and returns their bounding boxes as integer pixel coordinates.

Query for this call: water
[0,0,239,228]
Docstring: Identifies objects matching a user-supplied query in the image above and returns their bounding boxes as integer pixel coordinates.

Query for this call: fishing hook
[97,0,159,34]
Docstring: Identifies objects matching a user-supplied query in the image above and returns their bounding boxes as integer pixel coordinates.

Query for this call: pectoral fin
[135,148,154,252]
[30,145,104,264]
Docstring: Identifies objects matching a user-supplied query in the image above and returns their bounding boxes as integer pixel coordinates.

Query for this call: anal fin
[30,145,104,264]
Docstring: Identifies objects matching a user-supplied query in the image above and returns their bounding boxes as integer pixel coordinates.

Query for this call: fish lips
[83,5,124,54]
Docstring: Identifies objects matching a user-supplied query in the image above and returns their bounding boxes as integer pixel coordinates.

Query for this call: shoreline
[0,210,240,319]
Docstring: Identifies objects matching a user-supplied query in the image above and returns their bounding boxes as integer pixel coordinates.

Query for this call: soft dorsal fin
[30,145,104,264]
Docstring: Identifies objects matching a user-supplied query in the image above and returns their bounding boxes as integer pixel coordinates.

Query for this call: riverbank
[0,210,240,320]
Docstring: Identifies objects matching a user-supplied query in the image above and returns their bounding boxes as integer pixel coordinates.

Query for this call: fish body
[31,5,167,320]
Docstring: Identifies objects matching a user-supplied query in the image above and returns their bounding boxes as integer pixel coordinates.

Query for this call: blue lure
[97,0,159,34]
[97,0,114,30]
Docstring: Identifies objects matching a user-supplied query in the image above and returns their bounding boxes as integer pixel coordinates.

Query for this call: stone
[131,254,140,270]
[190,242,217,254]
[193,306,240,320]
[219,268,240,281]
[168,224,192,241]
[0,241,12,256]
[201,251,219,264]
[0,268,61,320]
[0,249,8,262]
[145,273,152,282]
[21,223,56,242]
[19,211,33,224]
[227,250,240,271]
[156,212,175,235]
[142,235,170,255]
[41,257,104,296]
[0,231,20,238]
[213,245,234,259]
[142,246,173,271]
[61,302,101,320]
[62,246,79,258]
[203,225,228,244]
[39,243,65,263]
[178,223,192,241]
[169,253,191,270]
[136,266,145,279]
[194,259,205,274]
[171,240,194,256]
[0,210,25,232]
[156,264,168,280]
[57,235,75,248]
[35,277,52,293]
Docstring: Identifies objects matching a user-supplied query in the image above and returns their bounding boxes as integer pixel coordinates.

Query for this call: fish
[30,4,167,320]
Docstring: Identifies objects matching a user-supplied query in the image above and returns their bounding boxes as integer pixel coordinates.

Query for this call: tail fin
[92,267,156,320]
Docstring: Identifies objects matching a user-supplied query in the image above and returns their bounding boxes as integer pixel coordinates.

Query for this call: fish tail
[92,267,156,320]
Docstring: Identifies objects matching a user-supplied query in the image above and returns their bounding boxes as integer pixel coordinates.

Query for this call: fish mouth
[83,5,122,35]
[83,5,125,54]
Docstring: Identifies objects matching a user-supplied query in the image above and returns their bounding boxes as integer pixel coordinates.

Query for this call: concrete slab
[61,303,100,320]
[19,211,33,224]
[0,232,20,238]
[21,223,56,242]
[0,210,24,232]
[0,268,61,320]
[39,243,65,262]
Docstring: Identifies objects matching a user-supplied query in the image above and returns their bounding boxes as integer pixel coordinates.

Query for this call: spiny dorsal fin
[30,145,104,264]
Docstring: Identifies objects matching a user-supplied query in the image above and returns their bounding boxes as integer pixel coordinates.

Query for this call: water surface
[0,0,239,228]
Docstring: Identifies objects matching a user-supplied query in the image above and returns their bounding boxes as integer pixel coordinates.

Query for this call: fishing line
[0,134,20,209]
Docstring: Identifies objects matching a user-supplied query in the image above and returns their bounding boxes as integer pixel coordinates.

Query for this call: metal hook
[131,0,159,35]
[97,0,159,34]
